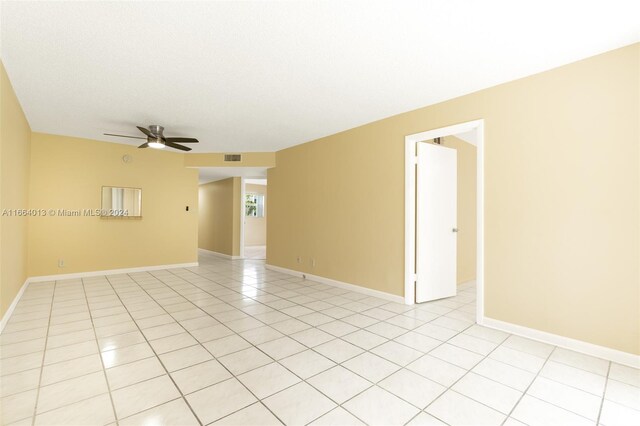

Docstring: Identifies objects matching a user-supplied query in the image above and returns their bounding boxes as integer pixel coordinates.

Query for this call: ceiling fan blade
[165,141,192,151]
[165,137,199,143]
[138,142,149,148]
[136,126,154,138]
[104,133,146,140]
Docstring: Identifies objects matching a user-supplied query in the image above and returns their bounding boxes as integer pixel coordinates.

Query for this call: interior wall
[199,177,241,256]
[244,183,267,247]
[441,136,477,284]
[268,43,639,354]
[28,133,199,276]
[0,62,31,319]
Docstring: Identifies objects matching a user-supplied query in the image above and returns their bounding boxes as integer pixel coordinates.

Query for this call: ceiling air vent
[224,154,242,162]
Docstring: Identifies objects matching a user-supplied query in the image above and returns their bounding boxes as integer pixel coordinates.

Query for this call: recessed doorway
[243,178,267,260]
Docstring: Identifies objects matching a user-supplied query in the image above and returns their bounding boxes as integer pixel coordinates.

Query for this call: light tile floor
[1,254,639,425]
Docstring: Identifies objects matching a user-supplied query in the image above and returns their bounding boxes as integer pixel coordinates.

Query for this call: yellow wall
[28,133,199,276]
[245,183,267,246]
[0,62,31,318]
[268,43,640,354]
[441,136,477,284]
[199,178,241,256]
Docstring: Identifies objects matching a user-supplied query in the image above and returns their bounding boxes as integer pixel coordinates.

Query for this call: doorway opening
[404,119,485,324]
[197,168,267,260]
[241,178,267,260]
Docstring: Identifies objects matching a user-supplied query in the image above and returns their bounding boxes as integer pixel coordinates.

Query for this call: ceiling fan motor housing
[148,125,164,137]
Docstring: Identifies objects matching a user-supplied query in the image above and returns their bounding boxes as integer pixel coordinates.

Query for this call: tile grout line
[510,354,613,424]
[162,266,383,425]
[174,264,527,423]
[289,276,474,424]
[167,266,481,425]
[25,285,117,418]
[401,322,499,426]
[500,345,557,425]
[289,297,472,424]
[109,272,278,421]
[329,323,482,426]
[402,321,497,425]
[596,361,612,425]
[80,276,122,425]
[130,270,290,426]
[102,274,205,426]
[29,281,56,426]
[115,396,185,424]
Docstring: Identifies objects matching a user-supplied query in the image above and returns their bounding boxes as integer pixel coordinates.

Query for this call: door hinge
[413,156,418,165]
[413,273,418,282]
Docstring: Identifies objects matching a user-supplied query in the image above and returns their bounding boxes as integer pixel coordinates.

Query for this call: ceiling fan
[104,125,199,151]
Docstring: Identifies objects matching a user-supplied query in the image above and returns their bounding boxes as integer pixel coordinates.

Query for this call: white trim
[265,264,405,304]
[404,137,416,305]
[482,317,640,369]
[198,248,242,260]
[239,177,246,259]
[28,262,199,283]
[476,120,485,323]
[0,279,30,334]
[405,119,485,324]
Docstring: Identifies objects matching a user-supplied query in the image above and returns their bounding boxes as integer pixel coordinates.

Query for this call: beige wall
[28,133,199,276]
[268,43,639,354]
[245,183,267,247]
[441,136,477,284]
[0,62,31,318]
[199,178,241,256]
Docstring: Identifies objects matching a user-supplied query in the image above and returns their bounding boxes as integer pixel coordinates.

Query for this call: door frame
[404,119,485,324]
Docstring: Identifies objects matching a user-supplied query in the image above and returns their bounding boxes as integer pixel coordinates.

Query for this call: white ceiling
[198,167,267,184]
[1,1,638,153]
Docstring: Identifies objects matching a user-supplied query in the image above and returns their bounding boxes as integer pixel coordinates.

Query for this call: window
[245,193,265,217]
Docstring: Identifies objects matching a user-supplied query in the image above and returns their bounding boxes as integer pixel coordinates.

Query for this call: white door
[416,142,457,303]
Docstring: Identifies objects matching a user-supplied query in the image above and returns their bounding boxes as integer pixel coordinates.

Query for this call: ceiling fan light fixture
[148,138,165,149]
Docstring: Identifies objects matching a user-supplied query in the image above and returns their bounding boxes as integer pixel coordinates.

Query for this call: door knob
[452,228,458,233]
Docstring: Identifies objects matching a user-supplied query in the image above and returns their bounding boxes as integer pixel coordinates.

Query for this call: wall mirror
[101,186,142,217]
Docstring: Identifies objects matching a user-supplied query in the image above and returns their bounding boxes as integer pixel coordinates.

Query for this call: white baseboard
[27,262,199,283]
[265,264,405,304]
[198,248,242,260]
[0,279,30,334]
[481,316,640,369]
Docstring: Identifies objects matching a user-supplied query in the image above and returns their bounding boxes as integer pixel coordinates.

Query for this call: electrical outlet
[296,256,302,264]
[311,258,316,268]
[58,259,65,268]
